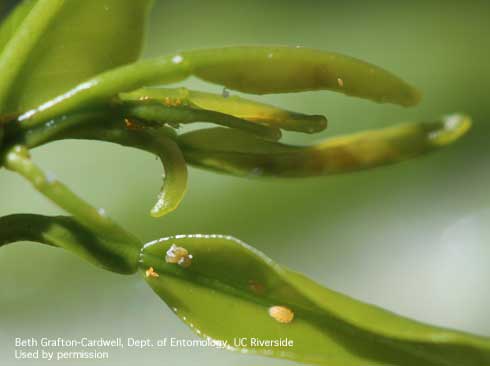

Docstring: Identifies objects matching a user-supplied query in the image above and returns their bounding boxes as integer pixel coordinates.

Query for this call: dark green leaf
[140,234,490,366]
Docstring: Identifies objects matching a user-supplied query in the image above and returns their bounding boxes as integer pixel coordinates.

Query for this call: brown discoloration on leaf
[248,279,266,295]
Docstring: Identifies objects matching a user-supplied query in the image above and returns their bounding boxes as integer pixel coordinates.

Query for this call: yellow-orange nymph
[268,305,294,324]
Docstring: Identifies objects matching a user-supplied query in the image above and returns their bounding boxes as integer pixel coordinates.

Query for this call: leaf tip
[403,86,423,107]
[428,114,472,146]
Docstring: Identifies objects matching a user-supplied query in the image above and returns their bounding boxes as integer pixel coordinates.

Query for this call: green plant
[0,1,488,365]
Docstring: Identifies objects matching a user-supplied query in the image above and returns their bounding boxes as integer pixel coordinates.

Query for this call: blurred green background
[1,0,490,365]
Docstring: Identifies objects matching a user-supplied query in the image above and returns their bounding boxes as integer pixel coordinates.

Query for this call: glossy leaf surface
[140,235,490,366]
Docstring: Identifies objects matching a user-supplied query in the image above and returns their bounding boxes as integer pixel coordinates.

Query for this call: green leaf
[184,46,421,107]
[91,127,189,218]
[178,115,471,177]
[120,87,327,134]
[140,234,490,366]
[120,98,282,141]
[0,0,64,112]
[0,214,140,274]
[0,0,35,54]
[17,46,418,129]
[0,0,152,113]
[35,120,188,218]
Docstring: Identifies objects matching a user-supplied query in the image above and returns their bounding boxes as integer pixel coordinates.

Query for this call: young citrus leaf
[52,123,187,218]
[140,234,490,366]
[118,128,188,218]
[183,46,421,107]
[0,0,152,113]
[178,115,471,177]
[120,87,327,134]
[18,46,418,128]
[0,214,140,274]
[120,99,282,141]
[9,109,187,218]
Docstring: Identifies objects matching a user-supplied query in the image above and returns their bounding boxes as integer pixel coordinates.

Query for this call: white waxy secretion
[165,244,193,268]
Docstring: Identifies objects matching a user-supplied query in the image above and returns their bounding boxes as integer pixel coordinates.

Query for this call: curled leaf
[94,128,188,218]
[11,111,187,218]
[178,114,471,177]
[140,234,490,366]
[57,124,188,218]
[143,131,189,218]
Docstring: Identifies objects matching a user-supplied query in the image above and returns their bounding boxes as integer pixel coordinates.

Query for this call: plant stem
[2,145,141,271]
[18,56,190,128]
[0,213,139,273]
[20,110,113,148]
